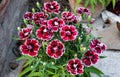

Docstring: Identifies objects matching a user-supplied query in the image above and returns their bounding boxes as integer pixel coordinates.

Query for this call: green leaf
[99,0,105,8]
[90,0,95,12]
[83,71,91,77]
[12,37,20,40]
[85,66,104,77]
[24,59,34,67]
[46,70,55,75]
[76,0,82,7]
[16,56,26,61]
[18,67,32,77]
[28,72,41,77]
[52,74,60,77]
[47,64,58,70]
[84,0,89,7]
[112,0,116,8]
[99,56,107,59]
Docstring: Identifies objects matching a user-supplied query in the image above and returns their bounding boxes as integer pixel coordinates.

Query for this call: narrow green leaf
[76,0,82,7]
[85,66,104,77]
[18,67,32,77]
[112,0,116,8]
[83,71,91,77]
[53,74,59,77]
[46,70,55,75]
[28,72,41,77]
[99,0,105,8]
[16,56,25,61]
[84,0,89,7]
[90,0,95,12]
[47,64,58,70]
[99,56,107,59]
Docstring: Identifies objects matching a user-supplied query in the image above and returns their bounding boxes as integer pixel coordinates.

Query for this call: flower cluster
[18,1,107,76]
[82,39,106,66]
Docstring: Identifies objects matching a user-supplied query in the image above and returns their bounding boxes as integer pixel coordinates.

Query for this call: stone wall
[0,0,28,76]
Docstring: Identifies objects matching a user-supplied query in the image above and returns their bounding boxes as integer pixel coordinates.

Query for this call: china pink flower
[43,1,60,14]
[89,39,106,54]
[47,17,65,32]
[61,12,75,22]
[20,39,41,57]
[46,39,65,59]
[76,7,91,16]
[82,50,99,66]
[32,12,48,25]
[66,58,84,75]
[18,27,32,40]
[23,12,33,20]
[60,25,78,41]
[36,25,53,41]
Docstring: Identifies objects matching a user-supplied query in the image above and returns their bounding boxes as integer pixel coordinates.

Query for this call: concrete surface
[92,50,120,77]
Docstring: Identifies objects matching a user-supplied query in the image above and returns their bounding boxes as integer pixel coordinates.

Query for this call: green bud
[17,27,21,31]
[36,2,40,8]
[43,62,46,66]
[32,8,35,13]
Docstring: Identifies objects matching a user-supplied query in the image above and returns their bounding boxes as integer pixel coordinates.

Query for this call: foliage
[17,1,106,77]
[75,0,117,12]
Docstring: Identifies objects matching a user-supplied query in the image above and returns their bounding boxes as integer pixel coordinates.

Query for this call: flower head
[89,39,106,54]
[20,39,41,57]
[76,7,91,16]
[18,27,32,40]
[60,25,78,41]
[43,1,60,14]
[47,17,65,32]
[66,58,84,75]
[46,39,65,59]
[61,12,75,22]
[82,50,99,66]
[32,12,48,25]
[23,12,33,20]
[36,25,53,41]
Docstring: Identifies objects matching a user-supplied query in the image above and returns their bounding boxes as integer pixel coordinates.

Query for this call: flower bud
[17,27,21,31]
[32,8,35,13]
[51,62,54,65]
[36,2,40,8]
[43,62,46,66]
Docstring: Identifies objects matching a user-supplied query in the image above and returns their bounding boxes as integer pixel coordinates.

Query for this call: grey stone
[0,0,28,77]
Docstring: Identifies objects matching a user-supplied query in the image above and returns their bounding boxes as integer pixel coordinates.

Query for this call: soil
[106,1,120,16]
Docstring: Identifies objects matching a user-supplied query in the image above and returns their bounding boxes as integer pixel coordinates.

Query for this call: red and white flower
[46,39,65,59]
[32,12,48,25]
[43,1,60,14]
[66,58,84,75]
[20,39,41,57]
[18,27,32,40]
[89,39,106,54]
[23,12,33,20]
[60,25,78,41]
[36,25,53,41]
[76,7,85,15]
[47,17,65,32]
[61,12,75,22]
[76,7,91,16]
[82,50,99,66]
